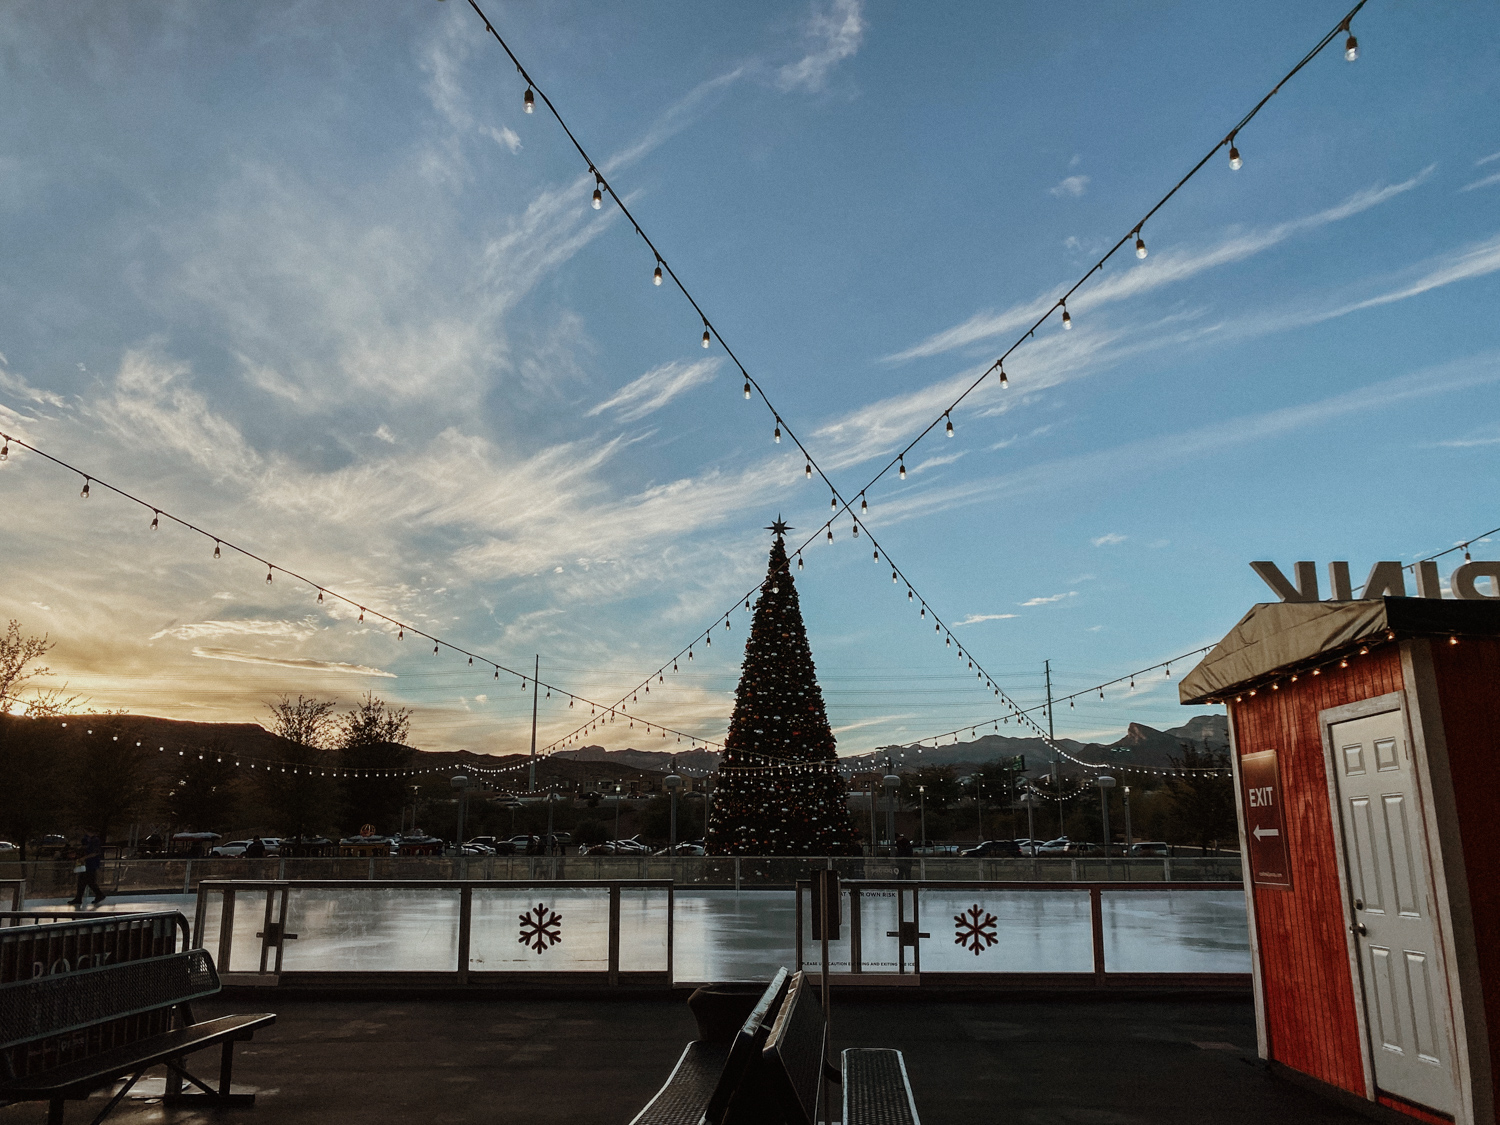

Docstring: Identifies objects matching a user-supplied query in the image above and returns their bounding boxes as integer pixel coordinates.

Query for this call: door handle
[1350,922,1367,937]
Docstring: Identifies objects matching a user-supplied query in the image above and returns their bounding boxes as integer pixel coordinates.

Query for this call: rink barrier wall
[3,854,1242,900]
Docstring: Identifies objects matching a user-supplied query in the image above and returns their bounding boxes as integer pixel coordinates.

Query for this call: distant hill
[34,711,1225,784]
[841,714,1228,777]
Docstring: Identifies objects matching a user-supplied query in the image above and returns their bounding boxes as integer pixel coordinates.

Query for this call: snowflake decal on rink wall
[518,902,563,954]
[954,904,998,956]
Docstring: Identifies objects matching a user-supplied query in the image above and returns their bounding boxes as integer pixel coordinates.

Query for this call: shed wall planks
[1427,636,1500,1109]
[1229,645,1405,1096]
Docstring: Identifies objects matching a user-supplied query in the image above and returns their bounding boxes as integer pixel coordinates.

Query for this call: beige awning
[1178,597,1500,705]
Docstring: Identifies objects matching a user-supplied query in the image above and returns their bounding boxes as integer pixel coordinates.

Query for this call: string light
[773,419,781,443]
[1341,18,1358,60]
[1228,136,1242,170]
[150,511,159,530]
[860,494,867,514]
[805,460,812,479]
[1134,228,1148,259]
[898,457,905,480]
[999,367,1008,388]
[653,259,662,286]
[80,477,90,498]
[523,86,534,112]
[945,413,954,437]
[1060,301,1071,330]
[701,321,711,348]
[591,172,603,210]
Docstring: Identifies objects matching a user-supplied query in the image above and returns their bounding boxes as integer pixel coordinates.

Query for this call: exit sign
[1241,750,1291,889]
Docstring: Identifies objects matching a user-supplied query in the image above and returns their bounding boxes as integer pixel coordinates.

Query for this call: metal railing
[794,880,1251,990]
[192,878,674,988]
[5,854,1241,897]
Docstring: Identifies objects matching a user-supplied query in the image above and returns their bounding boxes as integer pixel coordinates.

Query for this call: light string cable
[0,431,721,750]
[889,645,1216,756]
[816,1,1370,523]
[466,2,1370,752]
[1403,523,1500,574]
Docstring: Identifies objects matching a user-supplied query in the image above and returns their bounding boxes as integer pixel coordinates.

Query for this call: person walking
[67,829,106,906]
[245,837,267,859]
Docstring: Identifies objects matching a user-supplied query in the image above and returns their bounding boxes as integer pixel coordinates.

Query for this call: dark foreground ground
[0,994,1369,1125]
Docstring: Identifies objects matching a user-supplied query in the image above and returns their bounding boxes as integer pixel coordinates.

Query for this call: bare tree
[1,620,52,714]
[266,695,337,749]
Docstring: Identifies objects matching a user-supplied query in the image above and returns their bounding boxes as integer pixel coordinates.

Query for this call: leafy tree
[1162,742,1236,851]
[67,719,155,843]
[899,765,960,811]
[261,695,340,839]
[162,737,243,833]
[643,793,704,844]
[0,714,65,860]
[337,693,415,835]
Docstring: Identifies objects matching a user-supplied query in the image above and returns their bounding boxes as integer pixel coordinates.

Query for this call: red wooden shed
[1181,597,1499,1125]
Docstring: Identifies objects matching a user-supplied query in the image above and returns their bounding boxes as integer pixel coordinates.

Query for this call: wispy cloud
[153,619,318,642]
[1091,533,1127,546]
[588,358,720,423]
[777,0,865,92]
[1020,591,1077,606]
[1477,151,1500,167]
[191,648,395,677]
[955,613,1018,626]
[885,169,1433,363]
[1459,171,1500,193]
[1050,175,1090,198]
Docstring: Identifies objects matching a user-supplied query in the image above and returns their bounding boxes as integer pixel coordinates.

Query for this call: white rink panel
[916,889,1095,974]
[1100,889,1251,973]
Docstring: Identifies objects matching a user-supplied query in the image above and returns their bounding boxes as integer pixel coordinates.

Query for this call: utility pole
[1045,659,1064,837]
[528,654,539,793]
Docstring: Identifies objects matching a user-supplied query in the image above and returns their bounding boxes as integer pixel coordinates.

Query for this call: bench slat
[1,1013,275,1098]
[761,972,827,1125]
[626,1040,730,1125]
[842,1049,920,1125]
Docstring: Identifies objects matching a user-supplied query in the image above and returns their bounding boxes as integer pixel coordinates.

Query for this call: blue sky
[1,1,1497,755]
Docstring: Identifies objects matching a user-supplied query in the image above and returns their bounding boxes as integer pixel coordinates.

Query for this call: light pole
[974,778,985,843]
[544,780,557,856]
[918,785,926,847]
[867,778,878,855]
[1097,775,1116,878]
[1020,788,1038,857]
[882,770,900,846]
[613,782,623,844]
[665,770,683,853]
[1123,785,1134,868]
[450,773,470,856]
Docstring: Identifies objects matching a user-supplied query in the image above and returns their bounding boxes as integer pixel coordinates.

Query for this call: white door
[1330,710,1454,1115]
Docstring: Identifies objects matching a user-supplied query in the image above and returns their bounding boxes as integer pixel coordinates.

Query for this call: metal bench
[0,948,275,1124]
[629,968,920,1125]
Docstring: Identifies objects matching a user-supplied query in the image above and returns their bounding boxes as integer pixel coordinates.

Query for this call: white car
[210,840,251,857]
[1036,837,1072,855]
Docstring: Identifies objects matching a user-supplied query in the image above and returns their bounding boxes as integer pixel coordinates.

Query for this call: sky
[1,1,1498,758]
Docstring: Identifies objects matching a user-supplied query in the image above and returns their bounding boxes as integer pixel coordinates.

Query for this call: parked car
[960,840,1022,858]
[28,834,69,858]
[1036,836,1071,855]
[210,840,252,858]
[610,836,651,854]
[0,841,19,854]
[460,843,494,856]
[652,842,706,856]
[1129,841,1172,857]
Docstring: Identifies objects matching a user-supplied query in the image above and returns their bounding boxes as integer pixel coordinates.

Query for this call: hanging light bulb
[1344,28,1358,61]
[265,567,273,584]
[797,554,803,570]
[359,608,365,622]
[1134,229,1148,259]
[1463,544,1472,562]
[826,526,833,543]
[213,541,221,559]
[0,438,7,460]
[898,457,906,480]
[398,628,404,640]
[1228,140,1242,170]
[945,413,954,438]
[892,569,898,583]
[920,605,925,617]
[524,86,535,113]
[591,172,603,209]
[1061,301,1071,329]
[773,420,781,443]
[702,322,711,348]
[907,588,913,601]
[653,260,663,286]
[999,367,1008,388]
[805,460,812,479]
[860,495,868,514]
[852,522,859,538]
[150,510,159,530]
[80,477,90,498]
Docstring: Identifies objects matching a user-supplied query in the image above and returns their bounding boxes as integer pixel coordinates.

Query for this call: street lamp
[613,782,623,844]
[1123,785,1134,865]
[882,771,900,846]
[450,773,471,856]
[665,771,683,854]
[917,785,926,848]
[1019,788,1038,857]
[1096,775,1116,877]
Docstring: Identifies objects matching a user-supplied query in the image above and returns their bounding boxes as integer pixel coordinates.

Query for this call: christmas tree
[705,520,859,855]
